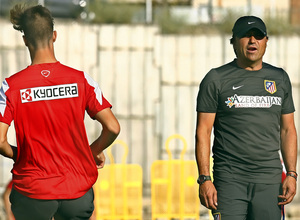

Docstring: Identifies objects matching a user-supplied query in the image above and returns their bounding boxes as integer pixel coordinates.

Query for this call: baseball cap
[232,16,267,38]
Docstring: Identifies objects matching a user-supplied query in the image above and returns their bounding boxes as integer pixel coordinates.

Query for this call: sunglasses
[241,30,266,40]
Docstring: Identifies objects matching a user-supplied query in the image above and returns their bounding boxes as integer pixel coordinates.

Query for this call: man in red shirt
[0,4,120,220]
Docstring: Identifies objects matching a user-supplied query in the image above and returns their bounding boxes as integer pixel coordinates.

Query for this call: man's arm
[195,112,218,210]
[0,122,17,161]
[278,112,297,205]
[90,108,120,169]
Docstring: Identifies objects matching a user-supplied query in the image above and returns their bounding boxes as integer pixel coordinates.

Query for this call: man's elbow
[0,136,7,149]
[108,120,121,137]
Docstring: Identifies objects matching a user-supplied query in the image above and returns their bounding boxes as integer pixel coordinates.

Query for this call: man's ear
[53,30,57,43]
[22,35,28,46]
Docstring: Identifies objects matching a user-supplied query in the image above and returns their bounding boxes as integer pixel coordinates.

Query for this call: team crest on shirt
[213,213,221,220]
[264,80,277,94]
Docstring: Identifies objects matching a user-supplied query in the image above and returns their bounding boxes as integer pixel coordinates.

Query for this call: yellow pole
[107,140,129,220]
[165,134,188,220]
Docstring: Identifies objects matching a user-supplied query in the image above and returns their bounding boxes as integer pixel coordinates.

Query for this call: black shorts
[10,187,94,220]
[212,177,282,220]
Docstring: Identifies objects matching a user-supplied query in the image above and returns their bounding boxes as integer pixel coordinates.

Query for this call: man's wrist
[287,170,298,175]
[197,175,211,185]
[286,171,298,181]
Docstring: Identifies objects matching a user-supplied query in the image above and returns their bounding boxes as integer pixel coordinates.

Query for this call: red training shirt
[0,62,111,200]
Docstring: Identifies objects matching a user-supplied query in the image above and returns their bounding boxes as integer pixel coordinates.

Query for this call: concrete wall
[0,19,299,205]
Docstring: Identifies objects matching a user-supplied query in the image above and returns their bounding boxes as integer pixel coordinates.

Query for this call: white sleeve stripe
[0,80,9,117]
[83,72,103,105]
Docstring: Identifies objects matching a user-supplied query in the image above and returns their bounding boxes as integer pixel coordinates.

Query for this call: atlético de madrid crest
[264,80,277,94]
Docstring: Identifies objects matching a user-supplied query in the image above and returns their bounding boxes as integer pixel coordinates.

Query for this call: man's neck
[29,47,57,65]
[236,58,263,71]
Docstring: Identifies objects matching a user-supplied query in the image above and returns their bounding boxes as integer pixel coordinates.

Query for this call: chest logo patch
[41,70,50,77]
[264,80,277,94]
[225,94,282,108]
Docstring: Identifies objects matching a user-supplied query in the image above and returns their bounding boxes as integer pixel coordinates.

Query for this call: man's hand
[94,152,106,169]
[199,181,218,210]
[90,109,120,168]
[278,176,297,205]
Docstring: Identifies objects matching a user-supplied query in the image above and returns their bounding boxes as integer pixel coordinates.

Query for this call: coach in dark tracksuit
[195,16,297,220]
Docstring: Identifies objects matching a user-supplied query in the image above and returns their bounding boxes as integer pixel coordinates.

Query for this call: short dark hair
[10,4,54,48]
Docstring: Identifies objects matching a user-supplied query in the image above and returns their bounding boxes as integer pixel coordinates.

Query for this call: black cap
[232,16,267,38]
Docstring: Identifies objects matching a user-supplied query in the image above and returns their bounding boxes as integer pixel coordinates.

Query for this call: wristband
[286,173,298,181]
[287,171,298,176]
